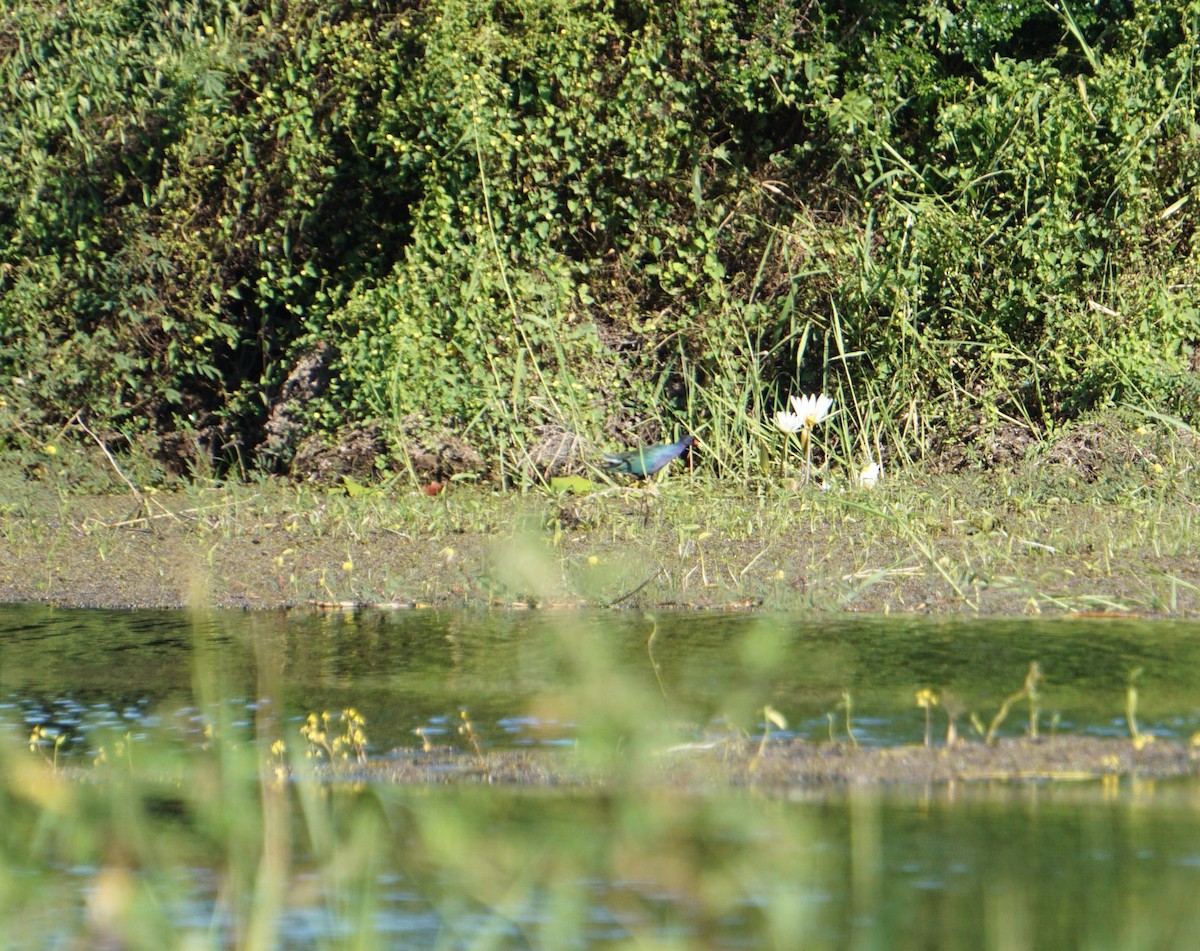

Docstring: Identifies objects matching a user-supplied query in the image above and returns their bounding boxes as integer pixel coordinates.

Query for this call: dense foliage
[1,0,1197,478]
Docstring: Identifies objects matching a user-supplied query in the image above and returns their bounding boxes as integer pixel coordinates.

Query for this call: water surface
[3,605,1199,750]
[2,604,1199,949]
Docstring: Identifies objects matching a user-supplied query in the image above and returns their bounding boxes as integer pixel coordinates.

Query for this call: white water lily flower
[857,462,881,488]
[776,392,834,487]
[789,393,834,428]
[775,410,806,433]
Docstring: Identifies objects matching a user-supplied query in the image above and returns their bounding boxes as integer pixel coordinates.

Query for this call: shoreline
[2,473,1198,615]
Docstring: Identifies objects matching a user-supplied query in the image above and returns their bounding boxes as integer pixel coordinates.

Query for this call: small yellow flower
[915,688,937,709]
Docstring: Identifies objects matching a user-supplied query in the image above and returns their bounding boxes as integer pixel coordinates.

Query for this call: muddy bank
[320,736,1200,788]
[2,470,1200,615]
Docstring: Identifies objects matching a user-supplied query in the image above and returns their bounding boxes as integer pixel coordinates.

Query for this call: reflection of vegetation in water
[10,605,1200,752]
[3,610,1200,946]
[0,620,834,948]
[4,720,1200,947]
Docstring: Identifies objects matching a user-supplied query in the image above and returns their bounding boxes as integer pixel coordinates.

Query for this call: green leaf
[343,476,376,497]
[549,476,593,494]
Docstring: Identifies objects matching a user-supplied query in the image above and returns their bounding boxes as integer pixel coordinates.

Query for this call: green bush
[1,0,1196,479]
[815,2,1200,440]
[0,0,405,461]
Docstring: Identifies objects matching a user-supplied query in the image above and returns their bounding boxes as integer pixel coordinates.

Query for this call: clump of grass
[5,414,1200,615]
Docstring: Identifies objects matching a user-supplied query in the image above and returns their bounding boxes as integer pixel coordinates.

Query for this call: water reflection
[154,781,1200,949]
[3,605,1200,754]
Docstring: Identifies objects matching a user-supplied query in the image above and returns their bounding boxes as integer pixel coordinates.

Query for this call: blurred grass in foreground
[0,607,830,950]
[5,712,1200,949]
[1,609,1200,948]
